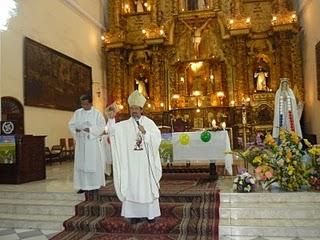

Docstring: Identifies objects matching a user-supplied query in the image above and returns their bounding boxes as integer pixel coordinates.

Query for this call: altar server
[69,94,106,193]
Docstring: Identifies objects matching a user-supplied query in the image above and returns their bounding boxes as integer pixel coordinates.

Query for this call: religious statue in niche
[134,65,149,98]
[135,0,145,12]
[186,61,208,96]
[253,60,270,91]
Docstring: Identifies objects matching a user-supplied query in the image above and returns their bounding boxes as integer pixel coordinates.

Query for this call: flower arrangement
[232,145,263,168]
[233,128,316,192]
[308,145,320,190]
[233,169,257,192]
[266,129,310,191]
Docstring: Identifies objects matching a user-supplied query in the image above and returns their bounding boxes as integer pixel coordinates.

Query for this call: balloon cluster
[178,131,212,145]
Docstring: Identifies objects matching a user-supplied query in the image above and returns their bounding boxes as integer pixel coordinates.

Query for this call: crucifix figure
[181,19,211,57]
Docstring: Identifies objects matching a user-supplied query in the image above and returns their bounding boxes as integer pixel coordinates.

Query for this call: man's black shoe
[147,218,155,224]
[130,218,143,224]
[77,189,85,194]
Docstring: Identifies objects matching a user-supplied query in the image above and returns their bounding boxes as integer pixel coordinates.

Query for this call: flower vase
[260,181,271,191]
[270,182,281,192]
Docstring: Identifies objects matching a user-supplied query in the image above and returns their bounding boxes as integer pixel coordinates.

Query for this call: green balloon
[200,131,211,142]
[179,133,190,145]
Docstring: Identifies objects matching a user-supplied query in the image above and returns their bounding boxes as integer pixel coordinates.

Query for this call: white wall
[298,0,320,142]
[0,0,106,147]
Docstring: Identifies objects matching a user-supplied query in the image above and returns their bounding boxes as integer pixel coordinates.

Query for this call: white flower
[249,178,255,184]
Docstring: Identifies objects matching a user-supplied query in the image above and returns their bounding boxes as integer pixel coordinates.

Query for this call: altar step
[219,192,320,238]
[0,191,84,230]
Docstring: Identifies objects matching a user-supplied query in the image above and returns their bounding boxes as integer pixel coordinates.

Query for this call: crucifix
[181,18,211,57]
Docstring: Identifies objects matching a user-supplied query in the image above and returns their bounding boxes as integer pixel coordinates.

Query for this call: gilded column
[290,33,304,98]
[234,0,241,17]
[151,0,157,24]
[114,0,121,28]
[174,0,179,14]
[151,46,161,110]
[278,32,292,79]
[109,50,124,107]
[232,37,249,104]
[277,0,287,13]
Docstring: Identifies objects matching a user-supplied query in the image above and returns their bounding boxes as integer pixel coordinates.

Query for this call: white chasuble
[69,107,106,190]
[110,116,162,219]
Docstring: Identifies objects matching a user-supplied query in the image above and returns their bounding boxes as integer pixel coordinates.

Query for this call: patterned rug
[51,173,220,240]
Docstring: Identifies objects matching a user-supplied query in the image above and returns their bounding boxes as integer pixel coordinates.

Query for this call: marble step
[219,224,320,238]
[0,191,82,230]
[219,192,320,238]
[219,237,320,240]
[0,191,84,201]
[220,202,320,219]
[220,192,320,203]
[0,213,69,230]
[0,199,77,215]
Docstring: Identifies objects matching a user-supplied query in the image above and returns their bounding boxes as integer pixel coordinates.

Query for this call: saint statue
[254,65,269,91]
[135,72,149,98]
[135,0,144,12]
[272,78,302,138]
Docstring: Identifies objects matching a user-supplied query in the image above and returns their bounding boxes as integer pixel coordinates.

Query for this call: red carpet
[51,173,220,240]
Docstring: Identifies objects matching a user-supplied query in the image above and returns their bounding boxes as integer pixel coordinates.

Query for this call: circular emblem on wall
[2,121,15,135]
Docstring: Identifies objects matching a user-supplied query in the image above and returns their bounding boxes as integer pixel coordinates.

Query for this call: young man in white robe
[68,94,106,193]
[273,78,302,138]
[107,90,162,224]
[101,99,118,177]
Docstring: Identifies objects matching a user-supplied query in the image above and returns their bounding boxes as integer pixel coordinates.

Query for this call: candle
[221,122,226,130]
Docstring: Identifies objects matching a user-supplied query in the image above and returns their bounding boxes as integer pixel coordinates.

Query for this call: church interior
[0,0,320,239]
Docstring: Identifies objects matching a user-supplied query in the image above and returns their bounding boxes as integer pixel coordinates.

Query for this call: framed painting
[24,37,92,111]
[316,41,320,100]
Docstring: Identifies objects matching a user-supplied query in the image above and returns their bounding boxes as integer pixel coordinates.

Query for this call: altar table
[171,131,233,175]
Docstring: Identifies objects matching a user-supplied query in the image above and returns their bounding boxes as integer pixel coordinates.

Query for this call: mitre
[128,90,146,108]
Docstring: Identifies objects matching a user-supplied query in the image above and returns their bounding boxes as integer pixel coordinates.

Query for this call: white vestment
[101,118,115,176]
[68,107,106,190]
[110,116,162,219]
[272,88,302,138]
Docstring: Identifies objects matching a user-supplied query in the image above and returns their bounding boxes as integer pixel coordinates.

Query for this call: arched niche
[1,97,24,135]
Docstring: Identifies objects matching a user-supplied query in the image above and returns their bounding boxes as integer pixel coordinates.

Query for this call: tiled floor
[0,228,59,240]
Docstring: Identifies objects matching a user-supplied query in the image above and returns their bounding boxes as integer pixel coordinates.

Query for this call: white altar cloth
[172,131,233,175]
